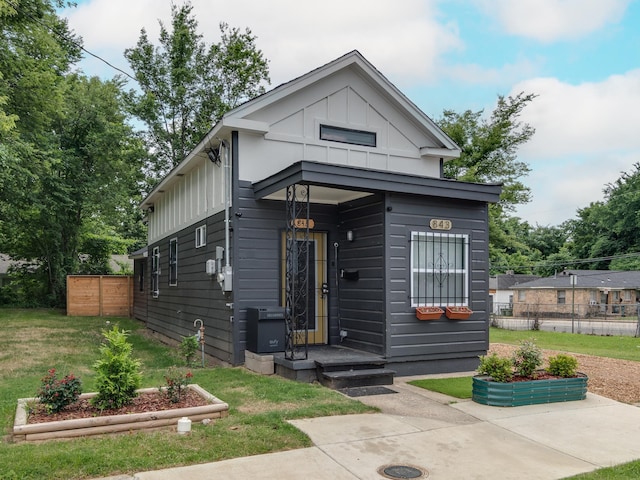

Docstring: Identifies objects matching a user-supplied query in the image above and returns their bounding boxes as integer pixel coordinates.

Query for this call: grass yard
[0,309,374,480]
[490,327,640,362]
[408,376,472,399]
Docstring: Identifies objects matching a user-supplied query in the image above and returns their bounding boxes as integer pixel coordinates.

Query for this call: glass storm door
[281,231,327,344]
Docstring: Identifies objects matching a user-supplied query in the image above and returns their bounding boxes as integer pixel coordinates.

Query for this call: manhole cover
[378,464,428,479]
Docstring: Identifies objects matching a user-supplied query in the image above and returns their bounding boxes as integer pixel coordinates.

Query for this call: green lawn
[490,327,640,362]
[408,376,472,399]
[0,309,375,480]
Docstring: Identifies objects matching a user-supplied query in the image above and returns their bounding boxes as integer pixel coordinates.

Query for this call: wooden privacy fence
[67,275,133,317]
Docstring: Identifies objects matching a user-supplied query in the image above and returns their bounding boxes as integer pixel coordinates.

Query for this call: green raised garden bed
[472,374,588,407]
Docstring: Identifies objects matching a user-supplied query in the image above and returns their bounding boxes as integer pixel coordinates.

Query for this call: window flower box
[445,306,473,320]
[415,306,444,320]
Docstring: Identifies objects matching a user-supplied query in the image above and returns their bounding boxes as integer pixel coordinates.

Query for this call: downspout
[215,137,233,291]
[221,139,231,269]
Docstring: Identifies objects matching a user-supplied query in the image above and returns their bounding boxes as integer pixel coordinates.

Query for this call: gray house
[132,51,501,383]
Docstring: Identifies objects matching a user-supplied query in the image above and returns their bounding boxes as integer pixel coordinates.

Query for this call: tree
[124,2,270,181]
[568,163,640,270]
[526,224,568,258]
[437,92,537,272]
[438,92,536,213]
[1,1,148,306]
[2,74,146,305]
[489,216,540,274]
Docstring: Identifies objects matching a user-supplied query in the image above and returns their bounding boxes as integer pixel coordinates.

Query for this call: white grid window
[411,232,469,307]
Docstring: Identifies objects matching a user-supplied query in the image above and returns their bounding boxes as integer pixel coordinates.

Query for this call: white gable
[230,53,458,182]
[142,51,461,243]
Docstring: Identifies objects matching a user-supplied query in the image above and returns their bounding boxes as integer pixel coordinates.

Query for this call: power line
[491,252,640,273]
[5,0,139,84]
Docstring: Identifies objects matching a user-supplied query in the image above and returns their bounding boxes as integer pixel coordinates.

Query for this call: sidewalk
[98,377,640,480]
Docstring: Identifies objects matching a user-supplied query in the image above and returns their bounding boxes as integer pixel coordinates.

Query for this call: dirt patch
[489,343,640,404]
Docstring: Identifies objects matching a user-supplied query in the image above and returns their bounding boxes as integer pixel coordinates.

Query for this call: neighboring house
[108,255,134,274]
[512,270,640,317]
[0,254,20,288]
[489,273,540,314]
[133,51,501,378]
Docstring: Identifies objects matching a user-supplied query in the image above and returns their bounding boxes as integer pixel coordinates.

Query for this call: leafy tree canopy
[567,163,640,270]
[124,2,270,182]
[438,92,536,214]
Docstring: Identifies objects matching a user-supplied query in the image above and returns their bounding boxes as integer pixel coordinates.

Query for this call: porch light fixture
[347,230,354,242]
[207,148,221,165]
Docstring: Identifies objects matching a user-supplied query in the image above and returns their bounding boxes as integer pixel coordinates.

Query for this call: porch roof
[253,160,502,204]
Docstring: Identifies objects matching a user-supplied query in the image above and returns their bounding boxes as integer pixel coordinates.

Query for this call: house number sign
[429,218,452,230]
[292,218,315,229]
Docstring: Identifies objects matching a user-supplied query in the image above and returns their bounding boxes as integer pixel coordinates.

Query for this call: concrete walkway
[99,377,640,480]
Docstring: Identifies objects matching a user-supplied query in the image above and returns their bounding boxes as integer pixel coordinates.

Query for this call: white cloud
[515,70,640,157]
[64,0,463,87]
[475,0,631,42]
[511,70,640,225]
[443,56,542,87]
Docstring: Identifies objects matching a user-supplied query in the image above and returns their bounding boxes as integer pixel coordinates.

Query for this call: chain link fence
[491,302,640,337]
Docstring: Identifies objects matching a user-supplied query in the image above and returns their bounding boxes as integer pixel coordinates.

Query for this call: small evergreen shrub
[36,369,82,413]
[91,326,142,410]
[512,339,543,378]
[477,353,513,382]
[548,354,578,377]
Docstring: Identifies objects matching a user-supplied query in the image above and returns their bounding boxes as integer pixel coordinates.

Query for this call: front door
[281,231,328,344]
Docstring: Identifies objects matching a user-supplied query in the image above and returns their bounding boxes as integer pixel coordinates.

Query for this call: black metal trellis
[284,184,310,360]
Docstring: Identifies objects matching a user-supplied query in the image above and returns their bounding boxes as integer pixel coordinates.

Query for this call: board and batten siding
[385,193,490,372]
[146,210,234,364]
[147,157,226,244]
[238,68,442,184]
[336,195,386,355]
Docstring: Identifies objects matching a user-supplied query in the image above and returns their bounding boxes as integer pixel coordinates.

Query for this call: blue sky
[62,0,640,226]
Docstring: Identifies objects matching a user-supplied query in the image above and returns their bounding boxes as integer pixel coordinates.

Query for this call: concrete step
[319,368,396,390]
[315,358,387,373]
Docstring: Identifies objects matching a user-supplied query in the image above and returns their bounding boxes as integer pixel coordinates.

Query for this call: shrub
[179,335,200,366]
[513,339,543,378]
[548,354,578,377]
[477,353,513,382]
[162,366,193,403]
[91,326,142,410]
[36,369,82,413]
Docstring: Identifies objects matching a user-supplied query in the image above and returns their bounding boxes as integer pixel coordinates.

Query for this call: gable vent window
[320,124,376,147]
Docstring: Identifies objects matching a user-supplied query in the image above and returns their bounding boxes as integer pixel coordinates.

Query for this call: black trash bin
[246,307,286,353]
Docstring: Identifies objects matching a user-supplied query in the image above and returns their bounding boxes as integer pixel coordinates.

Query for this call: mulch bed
[28,390,208,424]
